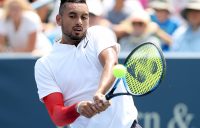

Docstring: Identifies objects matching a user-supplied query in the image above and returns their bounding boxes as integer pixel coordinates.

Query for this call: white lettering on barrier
[138,103,194,128]
[168,103,194,128]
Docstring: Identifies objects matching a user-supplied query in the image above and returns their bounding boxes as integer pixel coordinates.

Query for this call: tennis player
[34,0,141,128]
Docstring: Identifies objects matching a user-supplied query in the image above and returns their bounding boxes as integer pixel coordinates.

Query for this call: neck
[114,2,123,12]
[60,36,81,46]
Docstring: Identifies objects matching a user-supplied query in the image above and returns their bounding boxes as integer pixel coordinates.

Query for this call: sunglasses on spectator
[132,22,145,26]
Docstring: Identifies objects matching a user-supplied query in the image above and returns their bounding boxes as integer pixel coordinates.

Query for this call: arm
[97,46,118,94]
[43,92,80,126]
[43,92,98,126]
[93,46,118,111]
[155,27,172,46]
[0,34,7,52]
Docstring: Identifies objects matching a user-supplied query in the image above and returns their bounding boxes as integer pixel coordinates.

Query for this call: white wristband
[76,101,83,114]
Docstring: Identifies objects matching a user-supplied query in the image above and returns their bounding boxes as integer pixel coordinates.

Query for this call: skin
[186,10,200,31]
[56,2,117,118]
[56,3,89,46]
[155,9,170,23]
[132,21,146,37]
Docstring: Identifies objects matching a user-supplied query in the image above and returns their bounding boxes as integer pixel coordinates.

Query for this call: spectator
[105,0,143,24]
[0,0,52,55]
[87,0,111,27]
[149,0,180,51]
[0,0,4,7]
[119,10,162,53]
[171,0,200,52]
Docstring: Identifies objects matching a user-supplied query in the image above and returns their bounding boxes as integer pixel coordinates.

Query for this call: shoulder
[88,25,115,34]
[35,55,49,68]
[172,25,188,38]
[23,11,41,24]
[87,25,117,40]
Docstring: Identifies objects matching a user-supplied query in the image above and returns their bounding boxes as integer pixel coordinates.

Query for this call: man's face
[155,9,169,23]
[187,10,200,28]
[132,21,146,37]
[57,3,89,42]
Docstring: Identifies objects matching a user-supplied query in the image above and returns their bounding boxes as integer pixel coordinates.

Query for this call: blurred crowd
[0,0,200,56]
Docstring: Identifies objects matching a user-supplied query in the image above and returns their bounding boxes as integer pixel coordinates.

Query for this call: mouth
[73,26,83,32]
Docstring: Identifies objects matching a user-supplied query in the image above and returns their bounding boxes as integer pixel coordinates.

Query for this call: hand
[93,92,111,113]
[76,101,98,118]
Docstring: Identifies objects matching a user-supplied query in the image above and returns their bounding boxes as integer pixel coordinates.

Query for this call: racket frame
[105,42,166,100]
[124,42,166,96]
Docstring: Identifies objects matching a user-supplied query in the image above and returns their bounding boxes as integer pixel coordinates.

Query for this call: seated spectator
[149,0,180,51]
[171,0,200,52]
[105,0,143,25]
[119,10,162,53]
[0,0,52,55]
[87,0,111,27]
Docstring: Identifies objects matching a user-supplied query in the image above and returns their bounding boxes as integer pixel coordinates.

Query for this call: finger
[90,104,99,113]
[94,103,107,112]
[96,100,111,112]
[78,102,96,118]
[84,103,98,117]
[102,100,111,106]
[81,108,94,118]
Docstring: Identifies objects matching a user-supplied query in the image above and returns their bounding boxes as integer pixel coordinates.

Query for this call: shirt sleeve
[89,26,118,56]
[34,59,62,102]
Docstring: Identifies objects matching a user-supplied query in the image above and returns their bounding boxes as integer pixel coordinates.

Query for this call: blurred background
[0,0,200,128]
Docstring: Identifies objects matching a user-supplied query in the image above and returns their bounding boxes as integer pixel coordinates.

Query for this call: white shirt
[35,26,138,128]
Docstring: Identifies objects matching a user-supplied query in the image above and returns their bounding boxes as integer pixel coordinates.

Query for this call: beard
[67,31,86,41]
[61,23,87,43]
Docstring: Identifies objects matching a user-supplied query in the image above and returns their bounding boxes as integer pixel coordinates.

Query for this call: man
[119,10,162,53]
[34,0,140,128]
[149,0,179,51]
[171,0,200,52]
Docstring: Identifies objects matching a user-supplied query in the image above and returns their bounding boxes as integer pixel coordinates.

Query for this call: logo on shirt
[83,36,89,48]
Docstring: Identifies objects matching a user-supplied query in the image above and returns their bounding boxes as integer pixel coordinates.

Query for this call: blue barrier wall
[0,56,199,128]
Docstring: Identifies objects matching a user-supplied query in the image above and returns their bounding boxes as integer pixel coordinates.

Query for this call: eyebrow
[68,11,89,16]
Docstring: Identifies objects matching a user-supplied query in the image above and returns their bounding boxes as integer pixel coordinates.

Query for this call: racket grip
[103,95,110,102]
[102,96,107,102]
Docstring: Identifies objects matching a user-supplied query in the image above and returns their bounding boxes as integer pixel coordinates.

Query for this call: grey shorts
[130,120,142,128]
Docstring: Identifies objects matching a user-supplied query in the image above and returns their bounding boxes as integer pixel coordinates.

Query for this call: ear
[56,14,62,26]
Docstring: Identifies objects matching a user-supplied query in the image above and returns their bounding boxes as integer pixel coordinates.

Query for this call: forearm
[97,61,116,94]
[51,103,80,126]
[156,28,172,45]
[43,93,80,126]
[97,47,118,94]
[0,35,7,52]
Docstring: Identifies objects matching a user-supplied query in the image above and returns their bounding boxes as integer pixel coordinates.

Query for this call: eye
[82,16,88,20]
[69,14,76,19]
[82,15,89,20]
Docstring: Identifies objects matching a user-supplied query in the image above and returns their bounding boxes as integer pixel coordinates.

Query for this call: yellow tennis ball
[113,64,127,78]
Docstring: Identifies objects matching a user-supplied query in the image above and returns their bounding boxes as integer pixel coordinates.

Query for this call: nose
[76,17,82,25]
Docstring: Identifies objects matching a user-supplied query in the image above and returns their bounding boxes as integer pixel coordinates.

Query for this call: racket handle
[102,96,107,102]
[102,95,110,102]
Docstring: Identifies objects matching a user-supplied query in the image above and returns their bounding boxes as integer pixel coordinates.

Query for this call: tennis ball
[113,64,127,78]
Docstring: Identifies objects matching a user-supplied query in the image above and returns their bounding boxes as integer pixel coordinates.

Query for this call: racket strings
[125,44,164,95]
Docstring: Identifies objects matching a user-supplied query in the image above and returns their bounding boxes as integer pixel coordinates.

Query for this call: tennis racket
[105,42,166,100]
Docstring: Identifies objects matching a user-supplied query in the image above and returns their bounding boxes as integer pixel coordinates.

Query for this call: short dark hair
[59,0,87,14]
